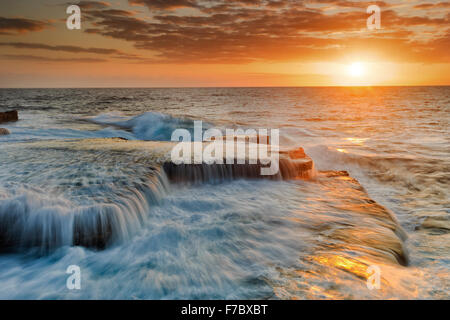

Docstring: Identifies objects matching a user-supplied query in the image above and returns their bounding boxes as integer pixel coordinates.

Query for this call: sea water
[0,87,448,299]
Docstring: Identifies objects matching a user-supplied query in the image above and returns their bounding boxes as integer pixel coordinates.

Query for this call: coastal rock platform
[0,110,18,123]
[24,138,315,182]
[0,128,10,135]
[0,137,408,276]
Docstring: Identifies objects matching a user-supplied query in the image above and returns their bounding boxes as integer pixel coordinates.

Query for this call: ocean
[0,87,448,299]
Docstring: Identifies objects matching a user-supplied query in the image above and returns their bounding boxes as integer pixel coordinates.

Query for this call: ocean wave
[307,145,449,188]
[0,127,135,143]
[0,170,169,254]
[88,112,212,141]
[306,144,450,227]
[0,137,317,254]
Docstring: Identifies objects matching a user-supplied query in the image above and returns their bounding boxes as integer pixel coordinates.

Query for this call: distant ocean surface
[0,87,448,299]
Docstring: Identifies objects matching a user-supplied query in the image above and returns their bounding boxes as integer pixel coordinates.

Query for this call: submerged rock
[417,216,450,231]
[0,138,406,263]
[24,138,315,182]
[298,171,409,266]
[0,110,18,123]
[0,138,315,252]
[0,128,10,135]
[269,170,411,300]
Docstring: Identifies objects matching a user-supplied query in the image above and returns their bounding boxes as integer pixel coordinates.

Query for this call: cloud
[129,0,200,10]
[75,1,449,64]
[0,17,50,35]
[4,0,448,65]
[414,2,450,10]
[381,9,449,27]
[0,42,120,55]
[73,1,111,9]
[0,42,140,60]
[2,54,106,63]
[305,0,388,8]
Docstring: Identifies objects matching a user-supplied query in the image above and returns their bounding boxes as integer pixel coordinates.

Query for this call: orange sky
[0,0,449,87]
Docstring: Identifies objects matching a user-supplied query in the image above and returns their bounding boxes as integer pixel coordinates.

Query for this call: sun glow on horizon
[347,62,366,77]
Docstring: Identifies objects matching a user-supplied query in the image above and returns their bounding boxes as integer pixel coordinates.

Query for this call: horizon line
[1,85,449,89]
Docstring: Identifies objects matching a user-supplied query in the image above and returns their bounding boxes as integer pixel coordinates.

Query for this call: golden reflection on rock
[271,170,422,299]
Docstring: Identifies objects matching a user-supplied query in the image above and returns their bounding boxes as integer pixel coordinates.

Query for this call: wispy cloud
[0,17,50,35]
[0,42,139,60]
[74,0,450,63]
[2,54,107,63]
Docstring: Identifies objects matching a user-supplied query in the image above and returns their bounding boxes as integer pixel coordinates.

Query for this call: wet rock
[320,170,350,178]
[280,147,306,159]
[305,171,409,266]
[0,128,10,135]
[417,216,450,231]
[25,138,315,183]
[73,210,114,250]
[0,110,18,123]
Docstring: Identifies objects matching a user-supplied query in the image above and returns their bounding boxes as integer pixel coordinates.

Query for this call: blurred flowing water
[0,87,448,299]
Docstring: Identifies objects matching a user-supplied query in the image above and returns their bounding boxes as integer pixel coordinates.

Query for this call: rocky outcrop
[0,128,10,135]
[0,138,314,252]
[311,171,409,266]
[0,138,407,262]
[417,216,450,231]
[24,138,315,183]
[0,110,18,123]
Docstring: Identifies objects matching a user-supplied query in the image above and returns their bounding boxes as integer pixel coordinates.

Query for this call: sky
[0,0,449,87]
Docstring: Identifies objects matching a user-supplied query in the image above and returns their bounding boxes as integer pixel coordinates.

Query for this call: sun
[347,62,365,77]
